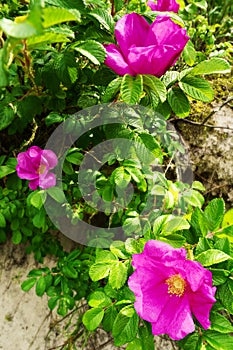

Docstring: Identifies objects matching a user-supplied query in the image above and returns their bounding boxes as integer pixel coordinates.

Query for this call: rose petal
[41,149,58,169]
[104,44,135,76]
[39,172,56,189]
[137,240,187,264]
[189,285,216,329]
[151,294,195,340]
[115,13,150,59]
[148,0,180,13]
[146,16,189,48]
[128,44,183,77]
[29,179,39,190]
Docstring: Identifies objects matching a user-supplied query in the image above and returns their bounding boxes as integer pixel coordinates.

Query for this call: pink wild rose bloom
[104,13,189,77]
[16,146,58,190]
[128,240,216,340]
[148,0,180,13]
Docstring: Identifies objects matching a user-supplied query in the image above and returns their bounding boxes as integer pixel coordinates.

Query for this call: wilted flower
[148,0,180,13]
[128,240,216,340]
[16,146,58,190]
[104,13,189,77]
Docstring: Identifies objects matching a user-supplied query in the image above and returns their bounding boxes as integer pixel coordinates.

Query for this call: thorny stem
[49,303,87,328]
[22,40,40,93]
[110,0,115,16]
[19,118,38,151]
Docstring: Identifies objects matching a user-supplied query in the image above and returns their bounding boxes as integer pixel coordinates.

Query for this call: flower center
[166,274,186,297]
[37,164,46,174]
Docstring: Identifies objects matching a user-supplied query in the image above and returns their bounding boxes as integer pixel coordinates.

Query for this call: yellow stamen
[37,164,46,174]
[166,273,186,297]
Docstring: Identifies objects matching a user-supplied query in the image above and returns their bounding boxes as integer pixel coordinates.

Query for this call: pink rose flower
[16,146,58,190]
[148,0,180,13]
[128,240,216,340]
[104,13,189,77]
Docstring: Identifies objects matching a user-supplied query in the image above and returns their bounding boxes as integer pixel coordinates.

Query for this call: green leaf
[82,308,104,331]
[192,181,205,192]
[123,217,141,235]
[120,74,143,104]
[167,87,190,118]
[112,167,129,189]
[48,296,59,310]
[0,105,15,131]
[42,7,80,28]
[21,278,37,292]
[88,291,112,308]
[30,190,46,209]
[45,112,64,126]
[178,332,201,350]
[143,75,167,102]
[32,209,46,229]
[190,58,231,76]
[126,339,143,350]
[210,312,233,333]
[66,149,83,165]
[62,263,78,279]
[12,230,22,244]
[90,250,118,281]
[222,208,233,227]
[96,250,118,262]
[102,77,122,103]
[102,184,114,202]
[218,280,233,314]
[89,262,111,281]
[89,9,114,32]
[138,325,155,350]
[182,40,197,66]
[184,189,205,208]
[0,212,6,228]
[179,76,214,102]
[195,249,232,267]
[125,238,144,254]
[209,268,229,286]
[0,229,7,243]
[203,330,233,349]
[102,305,118,332]
[0,18,40,38]
[54,52,78,86]
[216,225,233,243]
[204,198,225,232]
[112,305,139,346]
[27,32,71,47]
[162,71,180,88]
[159,234,186,248]
[138,132,161,157]
[110,241,129,259]
[0,49,8,87]
[74,40,106,65]
[57,298,68,316]
[36,276,46,297]
[47,187,66,203]
[162,216,190,233]
[109,262,128,290]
